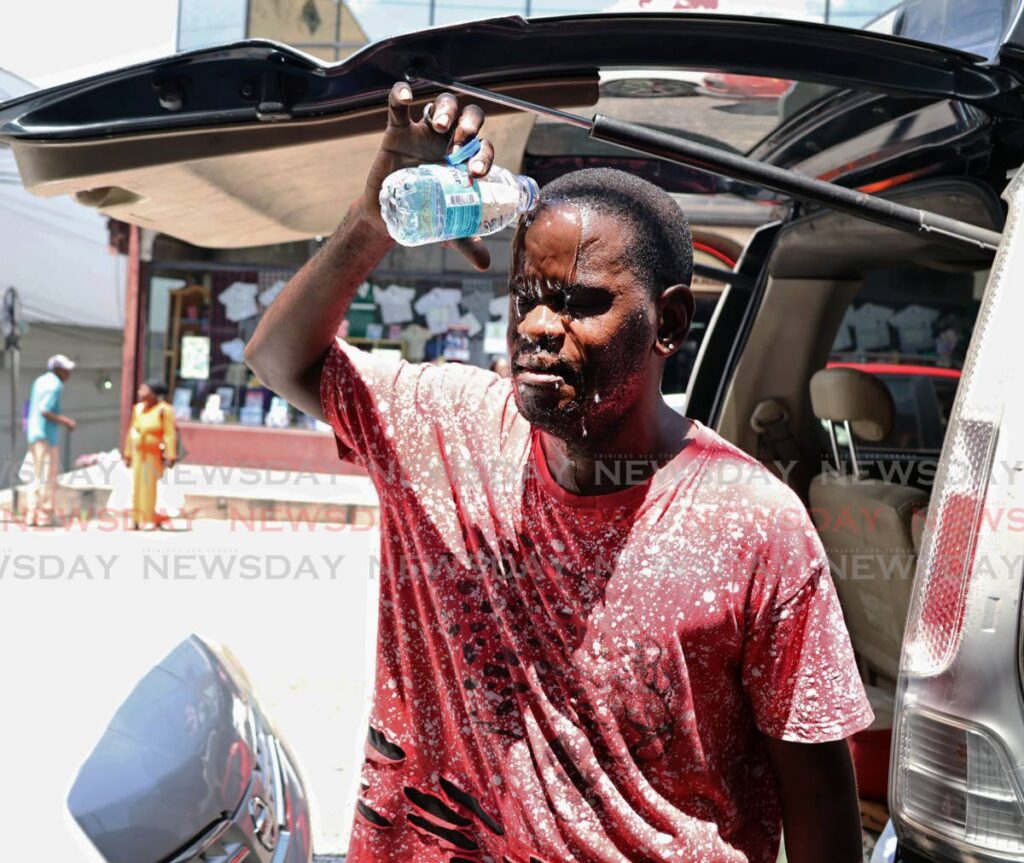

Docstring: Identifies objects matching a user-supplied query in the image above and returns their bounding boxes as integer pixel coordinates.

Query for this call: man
[25,353,76,527]
[246,84,872,863]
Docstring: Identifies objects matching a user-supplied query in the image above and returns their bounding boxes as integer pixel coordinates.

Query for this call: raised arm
[244,81,495,420]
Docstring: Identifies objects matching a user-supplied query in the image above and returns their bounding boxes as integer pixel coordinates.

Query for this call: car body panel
[0,15,1017,141]
[67,634,312,863]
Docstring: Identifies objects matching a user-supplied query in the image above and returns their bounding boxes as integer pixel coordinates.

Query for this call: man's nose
[519,303,565,342]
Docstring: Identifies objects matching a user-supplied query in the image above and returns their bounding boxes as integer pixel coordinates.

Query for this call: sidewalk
[1,456,379,526]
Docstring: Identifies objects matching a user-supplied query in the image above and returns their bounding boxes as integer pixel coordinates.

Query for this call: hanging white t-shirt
[891,305,940,354]
[832,307,855,351]
[849,303,894,351]
[220,337,246,363]
[414,286,462,315]
[458,311,483,337]
[218,281,259,322]
[424,304,459,334]
[259,279,287,308]
[374,284,416,325]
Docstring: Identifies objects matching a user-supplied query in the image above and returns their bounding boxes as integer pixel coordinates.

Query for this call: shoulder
[690,423,808,535]
[432,360,512,404]
[695,425,792,495]
[325,338,512,410]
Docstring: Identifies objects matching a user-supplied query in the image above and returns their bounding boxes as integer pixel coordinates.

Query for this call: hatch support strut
[411,73,1002,255]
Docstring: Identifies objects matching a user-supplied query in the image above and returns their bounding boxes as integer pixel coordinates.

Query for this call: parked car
[698,73,792,100]
[68,635,313,863]
[4,5,1024,861]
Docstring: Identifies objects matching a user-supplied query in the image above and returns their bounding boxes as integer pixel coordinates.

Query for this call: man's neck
[539,398,693,497]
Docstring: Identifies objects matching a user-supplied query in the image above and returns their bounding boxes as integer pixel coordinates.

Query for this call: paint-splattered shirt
[321,337,873,863]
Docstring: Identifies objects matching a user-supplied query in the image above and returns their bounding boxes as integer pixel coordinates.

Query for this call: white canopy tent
[1,68,125,330]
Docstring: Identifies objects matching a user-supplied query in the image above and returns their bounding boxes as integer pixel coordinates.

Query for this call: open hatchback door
[1,9,1022,248]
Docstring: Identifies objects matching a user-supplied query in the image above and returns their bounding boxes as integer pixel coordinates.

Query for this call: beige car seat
[809,367,928,685]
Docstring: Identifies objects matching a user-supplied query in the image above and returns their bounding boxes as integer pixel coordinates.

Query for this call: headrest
[809,367,893,442]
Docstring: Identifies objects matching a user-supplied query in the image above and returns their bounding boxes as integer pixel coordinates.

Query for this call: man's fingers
[387,81,413,128]
[429,91,459,133]
[467,138,495,178]
[446,236,491,271]
[450,103,485,149]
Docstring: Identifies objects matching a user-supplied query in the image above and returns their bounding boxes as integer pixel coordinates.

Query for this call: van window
[823,264,984,455]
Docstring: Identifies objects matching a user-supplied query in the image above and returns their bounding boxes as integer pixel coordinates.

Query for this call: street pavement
[0,517,380,859]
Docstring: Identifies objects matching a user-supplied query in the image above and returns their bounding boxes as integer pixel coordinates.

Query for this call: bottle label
[439,166,482,238]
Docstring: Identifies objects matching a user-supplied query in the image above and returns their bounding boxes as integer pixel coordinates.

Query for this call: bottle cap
[445,137,483,167]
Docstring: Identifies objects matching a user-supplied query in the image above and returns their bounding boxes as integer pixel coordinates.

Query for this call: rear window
[823,263,984,454]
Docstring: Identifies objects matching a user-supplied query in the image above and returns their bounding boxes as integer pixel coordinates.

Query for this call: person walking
[244,83,872,863]
[25,354,76,527]
[122,379,177,530]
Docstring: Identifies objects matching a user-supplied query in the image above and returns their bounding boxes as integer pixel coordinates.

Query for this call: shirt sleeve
[39,379,61,415]
[318,337,513,486]
[741,498,875,743]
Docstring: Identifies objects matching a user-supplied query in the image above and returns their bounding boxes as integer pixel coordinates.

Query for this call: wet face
[507,202,658,442]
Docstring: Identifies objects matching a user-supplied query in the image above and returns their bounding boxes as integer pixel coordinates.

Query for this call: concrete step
[1,459,380,526]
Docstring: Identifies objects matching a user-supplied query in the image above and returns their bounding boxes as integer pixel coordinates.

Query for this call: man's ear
[654,284,694,357]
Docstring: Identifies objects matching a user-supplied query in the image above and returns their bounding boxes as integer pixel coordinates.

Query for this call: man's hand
[763,737,863,863]
[61,416,77,431]
[245,80,498,416]
[358,81,496,271]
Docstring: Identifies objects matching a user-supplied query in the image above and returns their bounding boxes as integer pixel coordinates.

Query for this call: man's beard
[514,369,637,448]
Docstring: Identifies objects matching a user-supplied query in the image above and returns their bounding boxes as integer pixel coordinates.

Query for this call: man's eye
[566,294,608,316]
[513,292,534,314]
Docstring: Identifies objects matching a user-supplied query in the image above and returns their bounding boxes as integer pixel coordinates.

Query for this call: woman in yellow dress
[122,380,178,530]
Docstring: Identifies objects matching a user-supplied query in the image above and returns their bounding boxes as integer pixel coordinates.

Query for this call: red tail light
[902,418,997,677]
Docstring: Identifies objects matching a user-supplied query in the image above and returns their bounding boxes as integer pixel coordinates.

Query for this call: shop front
[128,230,521,473]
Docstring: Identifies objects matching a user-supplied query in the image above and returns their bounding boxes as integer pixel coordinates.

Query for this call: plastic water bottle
[379,138,540,246]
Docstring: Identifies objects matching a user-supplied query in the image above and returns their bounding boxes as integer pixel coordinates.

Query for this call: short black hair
[537,168,693,296]
[144,379,169,398]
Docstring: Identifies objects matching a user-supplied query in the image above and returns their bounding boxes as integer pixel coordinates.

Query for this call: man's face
[506,202,658,441]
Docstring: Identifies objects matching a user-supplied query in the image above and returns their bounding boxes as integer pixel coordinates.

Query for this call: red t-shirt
[321,338,873,863]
